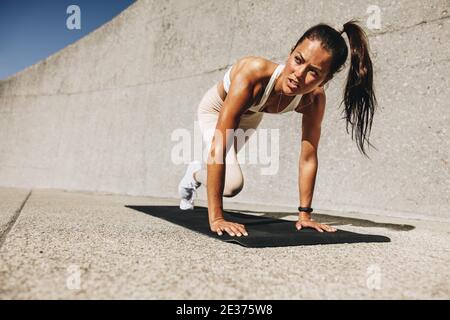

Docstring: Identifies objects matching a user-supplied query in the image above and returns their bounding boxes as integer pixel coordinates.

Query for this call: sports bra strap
[247,64,284,112]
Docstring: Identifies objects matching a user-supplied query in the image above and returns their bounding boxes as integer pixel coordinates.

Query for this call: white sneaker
[178,161,202,210]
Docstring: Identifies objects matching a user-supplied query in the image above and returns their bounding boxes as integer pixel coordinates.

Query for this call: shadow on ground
[225,209,415,231]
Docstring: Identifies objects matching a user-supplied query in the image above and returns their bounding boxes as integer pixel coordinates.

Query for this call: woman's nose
[294,67,306,81]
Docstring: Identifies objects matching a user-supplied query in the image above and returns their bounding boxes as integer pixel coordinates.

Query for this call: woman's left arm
[296,88,336,232]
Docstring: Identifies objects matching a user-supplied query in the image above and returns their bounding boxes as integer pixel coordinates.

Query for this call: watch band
[298,206,313,213]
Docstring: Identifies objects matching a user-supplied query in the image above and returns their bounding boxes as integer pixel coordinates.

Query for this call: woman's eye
[295,57,302,63]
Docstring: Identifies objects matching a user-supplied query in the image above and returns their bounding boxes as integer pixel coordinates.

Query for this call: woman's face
[281,38,332,96]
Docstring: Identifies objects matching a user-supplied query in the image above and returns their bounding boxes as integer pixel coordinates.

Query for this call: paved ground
[0,187,448,299]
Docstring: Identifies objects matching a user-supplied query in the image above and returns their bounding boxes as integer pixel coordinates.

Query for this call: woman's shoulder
[296,87,326,114]
[229,56,278,85]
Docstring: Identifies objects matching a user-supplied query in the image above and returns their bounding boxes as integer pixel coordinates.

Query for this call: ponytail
[340,20,378,158]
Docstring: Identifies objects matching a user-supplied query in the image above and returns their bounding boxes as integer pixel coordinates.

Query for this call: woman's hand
[210,218,248,237]
[295,218,337,233]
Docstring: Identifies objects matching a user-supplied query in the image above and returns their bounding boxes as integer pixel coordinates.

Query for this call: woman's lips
[288,78,299,89]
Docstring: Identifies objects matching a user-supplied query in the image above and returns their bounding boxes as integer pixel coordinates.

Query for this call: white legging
[195,83,264,197]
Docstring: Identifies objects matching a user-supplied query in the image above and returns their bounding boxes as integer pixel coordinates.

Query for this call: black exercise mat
[126,205,390,248]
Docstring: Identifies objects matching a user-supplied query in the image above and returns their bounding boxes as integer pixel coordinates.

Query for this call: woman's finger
[237,225,248,236]
[322,224,336,232]
[230,225,241,237]
[224,227,235,237]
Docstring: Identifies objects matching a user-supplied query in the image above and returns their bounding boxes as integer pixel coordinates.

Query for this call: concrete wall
[0,0,449,221]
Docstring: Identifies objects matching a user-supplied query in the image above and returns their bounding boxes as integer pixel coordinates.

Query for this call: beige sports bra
[223,63,302,113]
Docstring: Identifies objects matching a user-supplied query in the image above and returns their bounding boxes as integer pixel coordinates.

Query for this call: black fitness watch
[298,206,313,213]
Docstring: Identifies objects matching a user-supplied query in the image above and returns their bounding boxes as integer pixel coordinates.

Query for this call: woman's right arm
[207,62,259,237]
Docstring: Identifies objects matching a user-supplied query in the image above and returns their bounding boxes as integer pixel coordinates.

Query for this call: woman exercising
[178,20,377,237]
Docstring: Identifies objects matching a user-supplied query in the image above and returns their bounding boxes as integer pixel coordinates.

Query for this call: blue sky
[0,0,135,80]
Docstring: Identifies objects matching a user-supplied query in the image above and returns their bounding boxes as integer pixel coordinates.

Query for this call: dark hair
[291,20,378,158]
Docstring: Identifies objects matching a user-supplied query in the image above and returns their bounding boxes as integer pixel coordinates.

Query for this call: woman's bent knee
[223,182,244,197]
